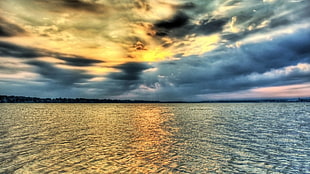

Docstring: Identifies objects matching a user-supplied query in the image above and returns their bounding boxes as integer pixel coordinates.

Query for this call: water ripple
[0,103,309,173]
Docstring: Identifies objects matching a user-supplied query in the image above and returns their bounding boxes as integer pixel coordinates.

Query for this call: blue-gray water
[0,103,309,173]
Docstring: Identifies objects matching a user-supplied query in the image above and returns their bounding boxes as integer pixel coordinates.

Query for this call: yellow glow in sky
[1,0,309,100]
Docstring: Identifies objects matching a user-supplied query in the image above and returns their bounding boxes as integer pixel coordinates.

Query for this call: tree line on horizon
[1,95,310,103]
[0,95,160,103]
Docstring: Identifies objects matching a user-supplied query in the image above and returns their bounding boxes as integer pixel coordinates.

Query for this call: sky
[0,0,309,101]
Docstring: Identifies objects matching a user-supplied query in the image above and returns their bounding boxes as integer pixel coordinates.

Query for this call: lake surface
[0,103,309,173]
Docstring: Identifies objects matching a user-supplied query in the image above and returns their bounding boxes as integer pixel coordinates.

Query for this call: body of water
[0,103,309,173]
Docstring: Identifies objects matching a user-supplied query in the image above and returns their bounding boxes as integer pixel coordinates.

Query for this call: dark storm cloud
[278,29,310,56]
[108,62,151,81]
[0,17,26,37]
[56,55,104,67]
[90,62,153,96]
[151,1,229,38]
[153,17,229,45]
[152,0,310,45]
[27,60,93,86]
[152,8,230,39]
[0,41,104,66]
[0,40,104,96]
[0,41,43,58]
[155,11,189,30]
[156,18,229,39]
[137,28,310,100]
[194,28,309,84]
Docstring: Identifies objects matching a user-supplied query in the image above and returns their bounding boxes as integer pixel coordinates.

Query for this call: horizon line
[1,94,310,103]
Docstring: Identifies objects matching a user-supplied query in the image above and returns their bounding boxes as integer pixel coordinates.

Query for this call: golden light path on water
[0,103,309,173]
[1,104,181,173]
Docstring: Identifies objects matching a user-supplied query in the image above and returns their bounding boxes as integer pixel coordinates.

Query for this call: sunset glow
[1,0,309,101]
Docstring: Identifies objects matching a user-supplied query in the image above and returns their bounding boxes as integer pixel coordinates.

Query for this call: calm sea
[0,103,309,173]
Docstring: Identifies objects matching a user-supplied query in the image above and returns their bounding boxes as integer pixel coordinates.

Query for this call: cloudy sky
[0,0,309,101]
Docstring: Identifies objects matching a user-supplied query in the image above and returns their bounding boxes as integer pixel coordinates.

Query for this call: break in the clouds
[0,0,309,100]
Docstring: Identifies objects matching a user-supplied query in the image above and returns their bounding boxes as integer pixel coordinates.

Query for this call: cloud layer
[0,0,310,100]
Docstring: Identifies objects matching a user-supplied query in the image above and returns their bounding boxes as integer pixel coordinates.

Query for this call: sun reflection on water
[128,105,179,173]
[1,103,309,173]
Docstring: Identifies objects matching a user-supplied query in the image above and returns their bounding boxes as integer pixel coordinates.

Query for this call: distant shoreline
[1,95,309,103]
